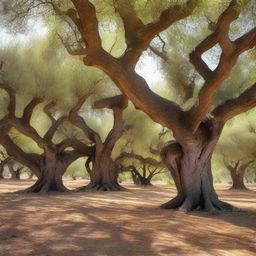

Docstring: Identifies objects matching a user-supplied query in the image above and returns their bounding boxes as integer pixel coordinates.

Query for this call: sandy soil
[0,179,255,256]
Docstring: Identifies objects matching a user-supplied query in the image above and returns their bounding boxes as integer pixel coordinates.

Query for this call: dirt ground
[0,179,255,256]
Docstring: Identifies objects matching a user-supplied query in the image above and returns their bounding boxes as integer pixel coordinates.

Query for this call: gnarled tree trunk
[79,148,123,191]
[161,123,237,213]
[24,154,68,193]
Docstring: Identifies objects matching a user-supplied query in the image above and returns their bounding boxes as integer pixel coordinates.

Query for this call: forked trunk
[23,156,68,193]
[79,149,123,191]
[161,123,237,213]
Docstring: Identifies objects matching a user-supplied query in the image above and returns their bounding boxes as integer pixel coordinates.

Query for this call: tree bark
[0,165,4,179]
[79,148,123,191]
[161,122,237,213]
[0,166,4,179]
[224,159,252,190]
[229,168,248,190]
[23,154,68,193]
[230,173,247,190]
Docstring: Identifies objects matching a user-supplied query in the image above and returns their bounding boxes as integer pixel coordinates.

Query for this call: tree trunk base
[76,182,126,192]
[16,179,69,193]
[160,194,240,213]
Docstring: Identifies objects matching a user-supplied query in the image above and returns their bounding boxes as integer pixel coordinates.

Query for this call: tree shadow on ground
[0,181,256,256]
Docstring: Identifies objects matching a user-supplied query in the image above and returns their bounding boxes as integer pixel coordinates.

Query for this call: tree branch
[22,97,44,124]
[94,95,128,151]
[0,134,40,175]
[235,27,256,55]
[57,33,87,56]
[43,101,56,124]
[93,94,128,111]
[69,94,101,144]
[71,0,102,52]
[149,45,168,61]
[116,152,162,167]
[44,116,67,142]
[57,138,95,156]
[212,83,256,122]
[119,0,197,67]
[187,0,255,132]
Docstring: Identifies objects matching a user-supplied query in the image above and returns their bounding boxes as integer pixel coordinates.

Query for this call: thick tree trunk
[79,149,124,191]
[229,170,247,190]
[161,138,237,213]
[0,166,4,179]
[23,157,68,193]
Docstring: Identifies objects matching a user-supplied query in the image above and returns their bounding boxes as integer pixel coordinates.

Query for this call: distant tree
[6,161,24,180]
[116,152,165,186]
[69,94,128,191]
[223,157,254,190]
[215,115,256,189]
[0,84,93,192]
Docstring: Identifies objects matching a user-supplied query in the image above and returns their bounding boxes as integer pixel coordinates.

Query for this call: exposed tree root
[161,194,239,214]
[160,195,185,209]
[16,179,69,193]
[76,182,126,192]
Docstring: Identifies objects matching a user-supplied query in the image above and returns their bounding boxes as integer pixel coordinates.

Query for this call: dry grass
[0,179,255,256]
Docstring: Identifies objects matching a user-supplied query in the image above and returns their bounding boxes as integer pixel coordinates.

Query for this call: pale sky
[0,18,48,45]
[0,19,163,85]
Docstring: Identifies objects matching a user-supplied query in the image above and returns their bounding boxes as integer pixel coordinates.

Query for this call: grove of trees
[0,0,255,213]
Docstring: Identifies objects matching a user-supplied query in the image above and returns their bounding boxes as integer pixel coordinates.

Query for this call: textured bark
[230,173,247,190]
[70,95,127,192]
[23,155,68,193]
[160,122,237,213]
[78,148,123,191]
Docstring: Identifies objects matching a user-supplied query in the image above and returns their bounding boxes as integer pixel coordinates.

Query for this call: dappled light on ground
[0,180,255,256]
